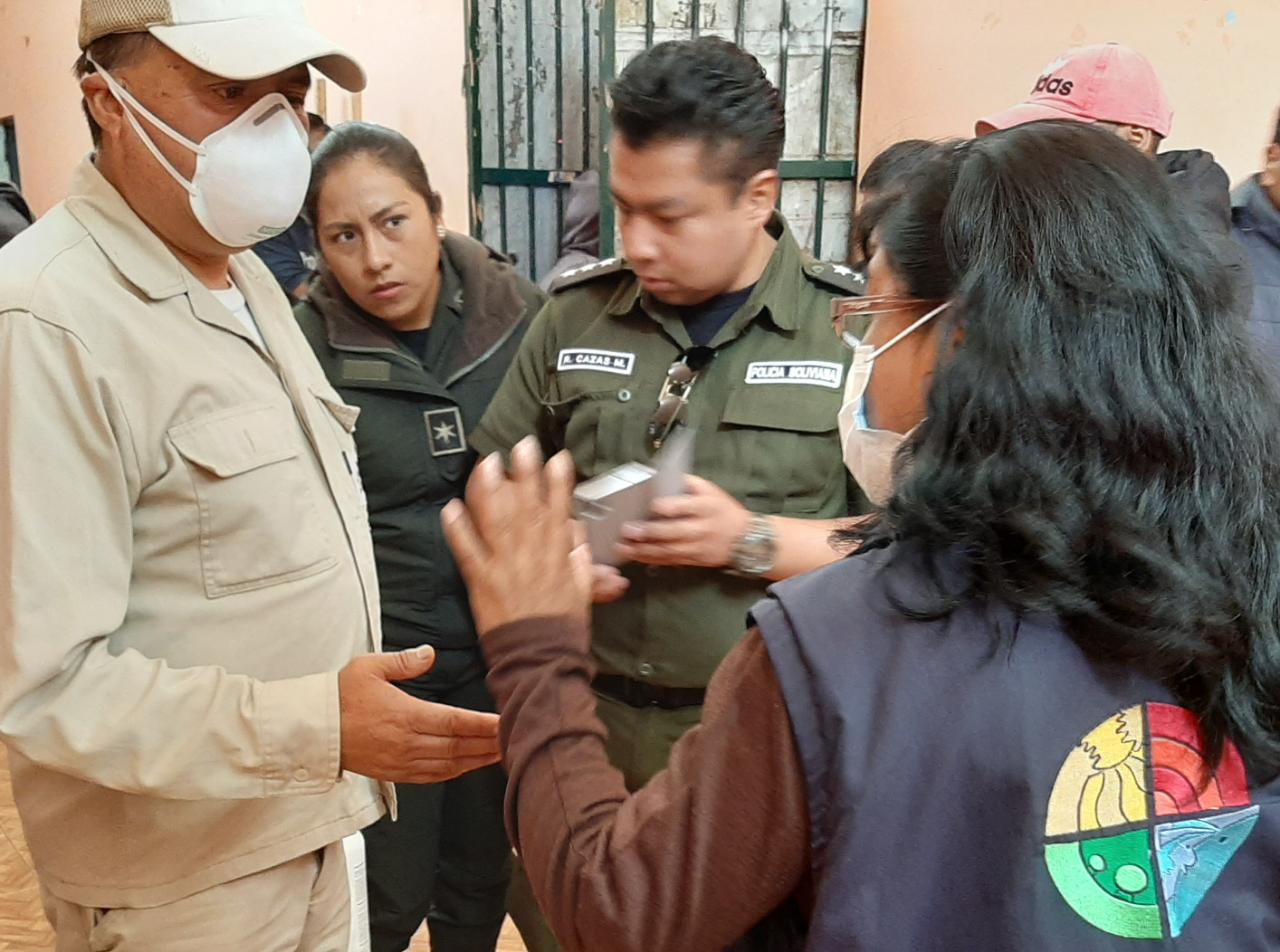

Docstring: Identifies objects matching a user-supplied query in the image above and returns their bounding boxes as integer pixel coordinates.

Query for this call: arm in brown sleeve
[484,621,809,952]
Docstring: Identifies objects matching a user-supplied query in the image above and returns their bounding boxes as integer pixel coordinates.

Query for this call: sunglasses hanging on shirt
[647,345,717,450]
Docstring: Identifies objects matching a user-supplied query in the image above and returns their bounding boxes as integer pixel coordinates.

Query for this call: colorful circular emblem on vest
[1044,703,1259,939]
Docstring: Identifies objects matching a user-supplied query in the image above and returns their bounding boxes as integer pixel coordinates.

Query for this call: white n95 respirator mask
[88,59,312,249]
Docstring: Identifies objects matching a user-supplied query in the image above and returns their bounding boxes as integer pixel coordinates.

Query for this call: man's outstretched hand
[338,645,501,783]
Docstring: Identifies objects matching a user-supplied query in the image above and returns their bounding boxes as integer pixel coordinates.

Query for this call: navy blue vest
[754,544,1280,950]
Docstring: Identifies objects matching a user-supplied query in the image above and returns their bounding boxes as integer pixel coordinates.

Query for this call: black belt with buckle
[592,674,707,710]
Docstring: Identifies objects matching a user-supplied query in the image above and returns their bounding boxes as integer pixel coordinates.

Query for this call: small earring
[436,224,446,238]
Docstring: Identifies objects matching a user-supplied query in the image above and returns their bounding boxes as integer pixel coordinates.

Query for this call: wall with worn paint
[0,0,85,216]
[7,1,1276,229]
[0,0,472,224]
[859,0,1280,187]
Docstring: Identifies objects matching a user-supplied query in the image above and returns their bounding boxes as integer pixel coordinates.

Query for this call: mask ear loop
[85,56,204,196]
[867,301,952,361]
[838,297,940,349]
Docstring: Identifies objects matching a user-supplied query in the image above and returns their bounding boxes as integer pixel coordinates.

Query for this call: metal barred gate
[467,0,866,282]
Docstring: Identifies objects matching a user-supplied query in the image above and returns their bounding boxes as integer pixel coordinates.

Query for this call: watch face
[732,518,776,575]
[734,537,775,574]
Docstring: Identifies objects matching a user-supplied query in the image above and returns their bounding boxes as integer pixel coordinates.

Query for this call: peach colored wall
[304,0,471,230]
[0,0,472,222]
[858,0,1280,188]
[0,0,86,216]
[10,2,1275,220]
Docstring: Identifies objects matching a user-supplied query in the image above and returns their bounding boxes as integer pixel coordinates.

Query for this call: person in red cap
[978,42,1251,309]
[977,42,1174,154]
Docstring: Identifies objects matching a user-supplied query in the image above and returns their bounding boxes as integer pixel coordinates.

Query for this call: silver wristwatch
[729,515,777,577]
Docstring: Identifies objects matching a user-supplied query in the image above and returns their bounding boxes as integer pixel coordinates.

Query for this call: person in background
[0,180,34,248]
[848,139,946,269]
[539,170,600,291]
[295,121,545,952]
[445,121,1280,952]
[307,111,332,150]
[858,138,937,204]
[253,111,331,301]
[0,3,501,947]
[1232,108,1280,377]
[977,42,1251,309]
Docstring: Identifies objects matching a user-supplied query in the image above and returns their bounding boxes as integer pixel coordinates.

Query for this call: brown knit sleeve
[484,621,810,952]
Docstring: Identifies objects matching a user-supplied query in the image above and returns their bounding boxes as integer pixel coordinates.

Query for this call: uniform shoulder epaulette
[549,257,630,294]
[801,259,867,296]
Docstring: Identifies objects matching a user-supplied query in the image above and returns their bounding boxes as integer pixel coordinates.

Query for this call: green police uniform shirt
[472,213,864,689]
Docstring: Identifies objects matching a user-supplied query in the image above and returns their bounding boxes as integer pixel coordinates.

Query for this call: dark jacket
[0,181,34,249]
[296,232,544,652]
[253,216,318,300]
[1232,176,1280,378]
[758,542,1280,951]
[1158,150,1254,314]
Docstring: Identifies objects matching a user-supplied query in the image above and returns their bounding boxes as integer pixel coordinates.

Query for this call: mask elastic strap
[867,300,952,361]
[86,56,203,196]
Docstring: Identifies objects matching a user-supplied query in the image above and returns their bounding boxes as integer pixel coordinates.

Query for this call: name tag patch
[744,361,844,389]
[341,358,392,383]
[556,349,636,376]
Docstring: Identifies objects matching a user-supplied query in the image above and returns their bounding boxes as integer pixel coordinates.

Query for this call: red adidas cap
[976,42,1174,139]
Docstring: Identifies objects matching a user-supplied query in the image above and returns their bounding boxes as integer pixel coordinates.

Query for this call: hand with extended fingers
[442,437,593,641]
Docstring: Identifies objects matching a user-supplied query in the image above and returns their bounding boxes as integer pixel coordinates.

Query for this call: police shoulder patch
[549,257,630,293]
[802,259,867,296]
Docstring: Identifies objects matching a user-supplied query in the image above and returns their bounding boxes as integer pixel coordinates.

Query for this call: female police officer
[444,122,1280,951]
[295,122,544,952]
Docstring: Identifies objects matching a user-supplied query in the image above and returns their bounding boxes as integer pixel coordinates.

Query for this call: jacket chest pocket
[717,385,845,514]
[168,403,339,597]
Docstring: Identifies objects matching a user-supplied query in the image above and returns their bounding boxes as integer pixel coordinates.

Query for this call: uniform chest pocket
[168,404,338,598]
[540,372,637,472]
[718,385,844,514]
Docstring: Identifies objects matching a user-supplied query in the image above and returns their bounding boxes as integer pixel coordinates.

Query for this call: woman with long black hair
[442,121,1280,951]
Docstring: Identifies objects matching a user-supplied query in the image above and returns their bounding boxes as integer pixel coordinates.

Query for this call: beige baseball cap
[79,0,366,92]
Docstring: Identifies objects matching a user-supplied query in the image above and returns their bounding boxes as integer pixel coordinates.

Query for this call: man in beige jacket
[0,2,501,948]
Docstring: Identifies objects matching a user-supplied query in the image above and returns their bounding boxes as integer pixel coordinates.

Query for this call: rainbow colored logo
[1044,703,1258,939]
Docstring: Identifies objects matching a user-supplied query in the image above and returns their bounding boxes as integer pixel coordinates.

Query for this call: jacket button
[617,389,632,402]
[637,662,655,678]
[293,768,310,783]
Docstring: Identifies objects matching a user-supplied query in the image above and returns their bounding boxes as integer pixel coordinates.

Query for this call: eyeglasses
[648,345,716,450]
[831,295,945,350]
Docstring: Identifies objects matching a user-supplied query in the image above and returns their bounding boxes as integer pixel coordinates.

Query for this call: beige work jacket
[0,160,388,908]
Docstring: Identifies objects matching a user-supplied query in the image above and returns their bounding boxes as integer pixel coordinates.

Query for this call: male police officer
[476,36,862,790]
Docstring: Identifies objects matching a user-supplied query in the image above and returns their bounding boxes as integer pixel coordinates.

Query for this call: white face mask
[838,301,950,505]
[88,59,312,249]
